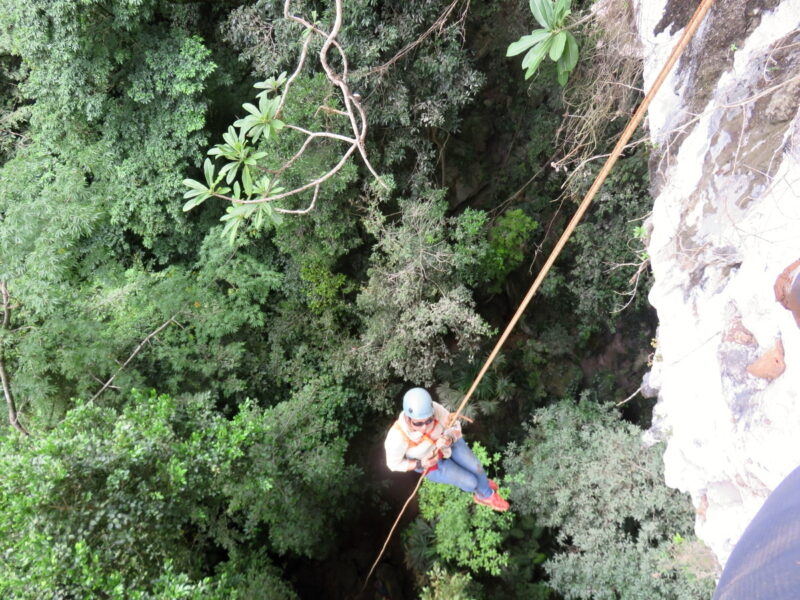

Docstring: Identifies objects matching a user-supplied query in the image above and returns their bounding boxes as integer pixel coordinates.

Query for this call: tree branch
[0,281,30,436]
[368,0,469,76]
[89,314,181,404]
[275,184,320,214]
[277,0,387,200]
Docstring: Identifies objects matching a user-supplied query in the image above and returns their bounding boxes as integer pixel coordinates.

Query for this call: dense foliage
[505,398,714,599]
[0,0,714,598]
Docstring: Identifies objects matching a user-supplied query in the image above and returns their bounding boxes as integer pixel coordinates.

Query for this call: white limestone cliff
[634,0,800,568]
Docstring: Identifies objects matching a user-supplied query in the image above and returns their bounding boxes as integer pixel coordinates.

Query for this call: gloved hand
[435,432,456,449]
[420,454,439,469]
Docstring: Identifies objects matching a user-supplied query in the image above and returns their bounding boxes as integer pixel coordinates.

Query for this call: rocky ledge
[635,0,800,567]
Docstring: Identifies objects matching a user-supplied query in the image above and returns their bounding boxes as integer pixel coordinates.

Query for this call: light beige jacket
[384,401,462,472]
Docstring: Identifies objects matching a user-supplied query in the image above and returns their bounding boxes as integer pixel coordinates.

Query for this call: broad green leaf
[262,96,279,117]
[222,218,240,245]
[549,31,567,61]
[272,119,285,132]
[203,159,215,186]
[529,0,551,29]
[242,167,253,196]
[556,54,569,86]
[182,192,209,212]
[507,30,550,56]
[182,178,207,192]
[564,32,579,70]
[249,123,265,142]
[182,196,200,212]
[522,37,552,72]
[222,127,237,147]
[555,0,571,22]
[221,203,254,222]
[225,164,239,184]
[542,0,555,27]
[269,203,284,226]
[507,35,538,58]
[242,102,260,117]
[234,115,257,137]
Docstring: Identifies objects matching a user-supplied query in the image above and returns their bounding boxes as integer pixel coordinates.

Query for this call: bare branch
[275,184,320,214]
[276,33,313,117]
[610,257,650,314]
[212,142,358,206]
[210,0,387,224]
[0,281,30,436]
[369,0,468,76]
[279,0,387,197]
[284,125,355,144]
[89,314,181,404]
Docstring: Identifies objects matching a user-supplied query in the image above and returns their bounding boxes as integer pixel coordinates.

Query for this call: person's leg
[447,438,493,498]
[450,438,493,498]
[424,458,481,494]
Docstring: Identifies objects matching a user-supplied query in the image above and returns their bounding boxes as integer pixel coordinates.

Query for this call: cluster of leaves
[543,147,654,340]
[419,563,479,600]
[0,1,687,598]
[408,443,512,576]
[476,209,540,293]
[504,397,716,599]
[356,192,494,385]
[507,0,580,85]
[182,74,290,243]
[0,390,332,597]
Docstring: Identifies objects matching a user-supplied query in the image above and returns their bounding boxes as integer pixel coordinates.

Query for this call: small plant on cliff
[507,0,579,86]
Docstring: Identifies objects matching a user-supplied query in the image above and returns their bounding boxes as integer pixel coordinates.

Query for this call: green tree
[409,443,512,576]
[542,148,653,339]
[356,192,493,387]
[0,389,354,597]
[419,564,480,600]
[0,1,218,258]
[504,398,716,599]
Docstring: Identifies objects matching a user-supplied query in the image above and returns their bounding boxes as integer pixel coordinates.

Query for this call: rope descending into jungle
[360,0,717,595]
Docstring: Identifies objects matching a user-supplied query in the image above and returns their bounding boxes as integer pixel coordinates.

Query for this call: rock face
[634,0,800,567]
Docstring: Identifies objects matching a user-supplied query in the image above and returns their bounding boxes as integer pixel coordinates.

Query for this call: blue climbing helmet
[403,387,433,420]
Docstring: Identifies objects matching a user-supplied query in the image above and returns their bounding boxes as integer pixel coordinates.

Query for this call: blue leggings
[422,438,493,498]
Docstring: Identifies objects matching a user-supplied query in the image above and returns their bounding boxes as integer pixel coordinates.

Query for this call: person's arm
[384,427,420,472]
[432,402,462,446]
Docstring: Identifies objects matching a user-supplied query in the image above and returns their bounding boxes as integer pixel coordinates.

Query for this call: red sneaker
[488,479,498,491]
[473,491,510,512]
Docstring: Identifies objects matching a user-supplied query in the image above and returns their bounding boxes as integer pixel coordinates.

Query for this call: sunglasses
[410,416,434,427]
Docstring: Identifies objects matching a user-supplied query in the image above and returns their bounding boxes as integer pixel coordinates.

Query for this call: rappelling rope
[360,0,716,594]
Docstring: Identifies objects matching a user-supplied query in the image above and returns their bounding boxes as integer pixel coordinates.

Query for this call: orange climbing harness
[390,420,444,471]
[390,420,440,448]
[360,0,718,595]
